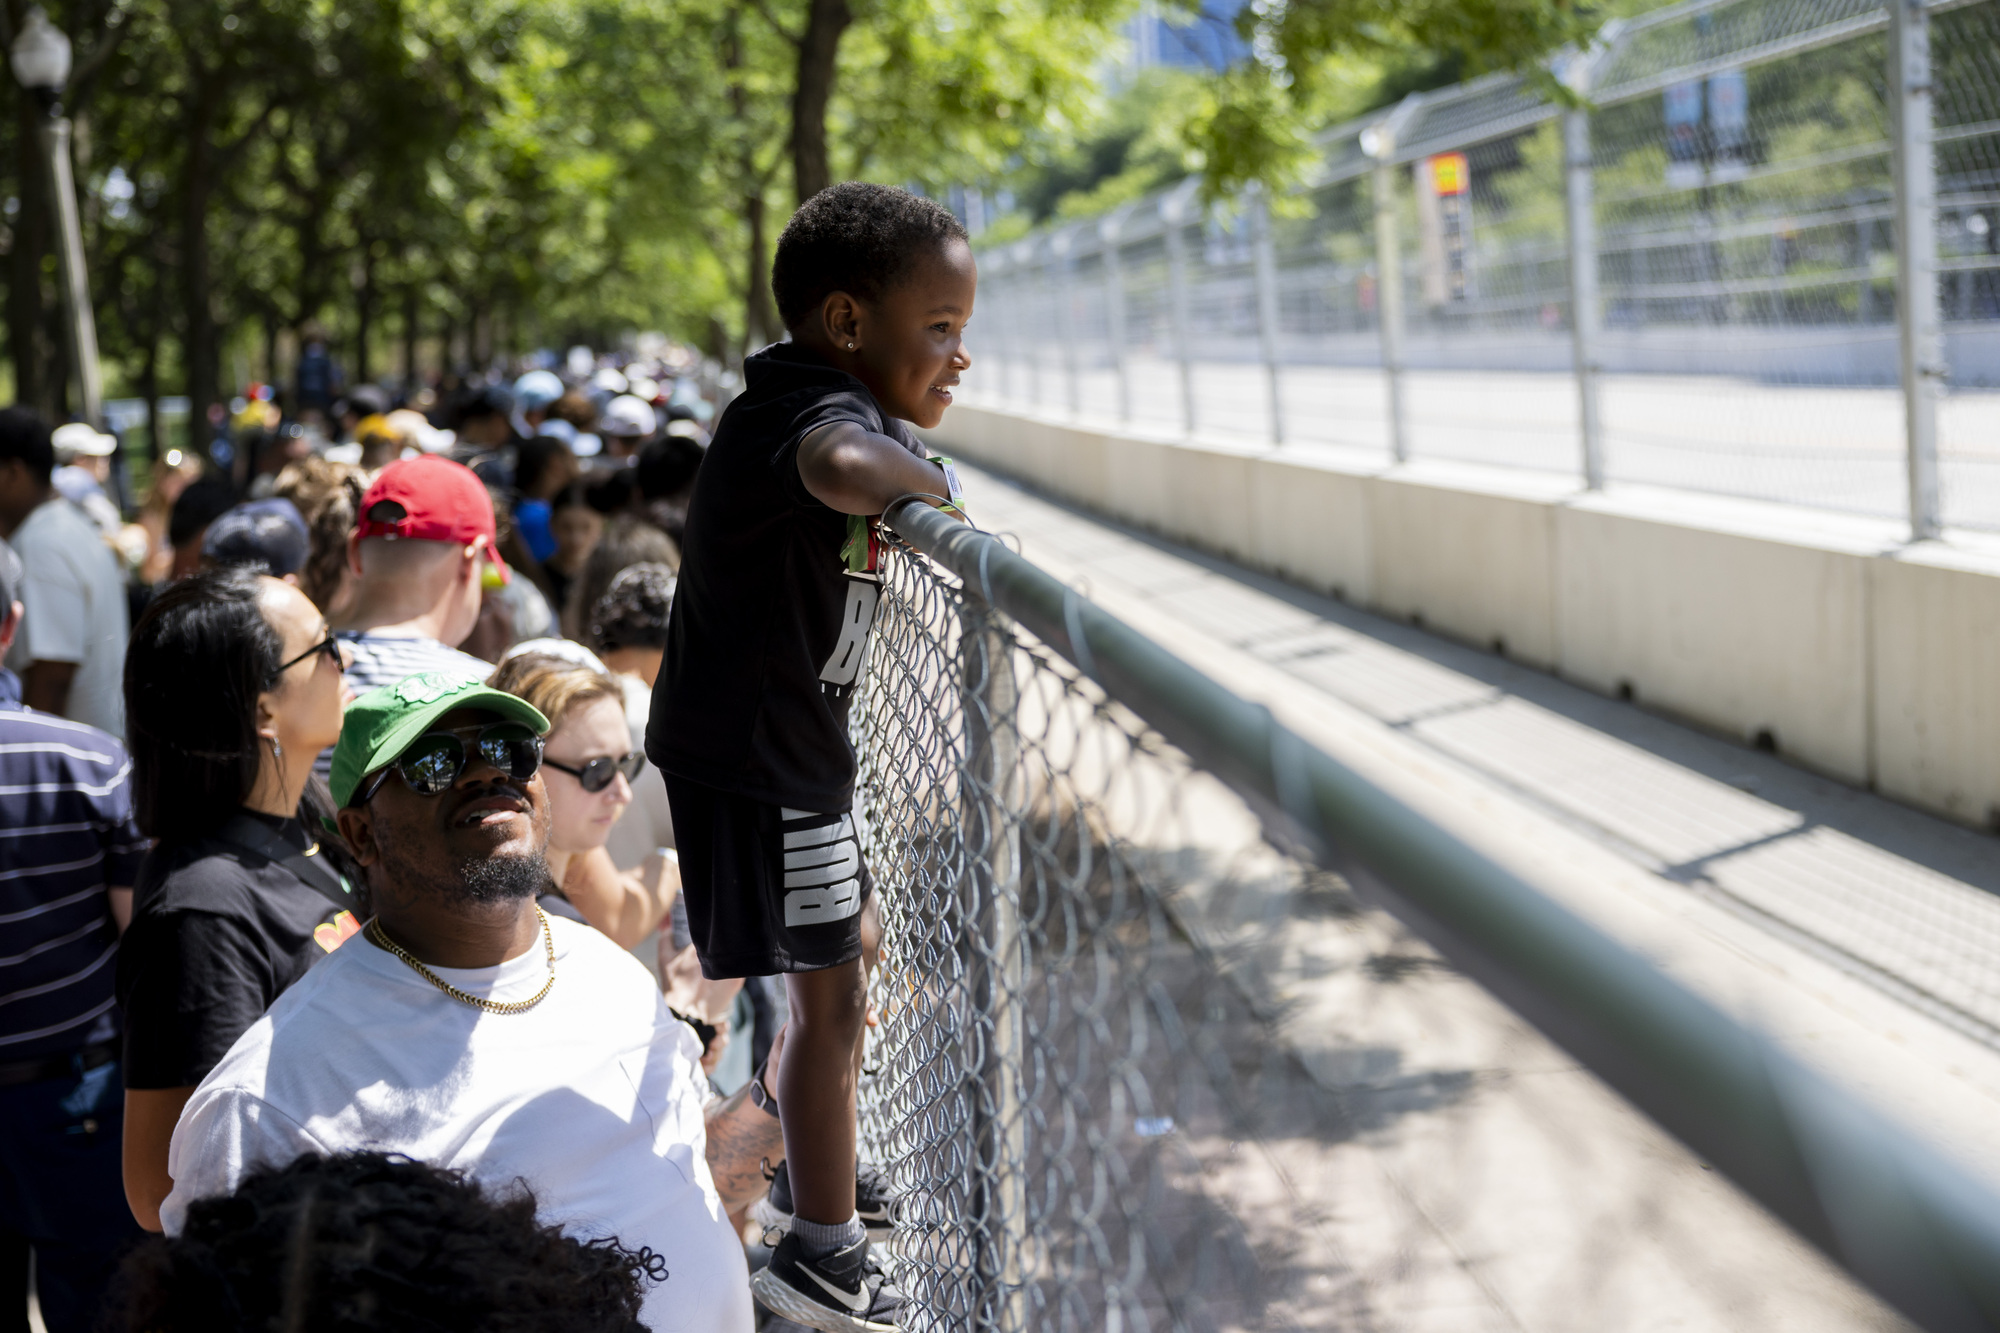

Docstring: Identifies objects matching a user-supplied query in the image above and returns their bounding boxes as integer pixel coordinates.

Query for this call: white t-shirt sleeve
[159,1086,329,1235]
[15,538,87,665]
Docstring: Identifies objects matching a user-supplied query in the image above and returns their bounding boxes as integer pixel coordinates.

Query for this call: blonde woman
[484,654,674,947]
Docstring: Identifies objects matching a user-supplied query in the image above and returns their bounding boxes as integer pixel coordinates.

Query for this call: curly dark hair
[110,1153,664,1333]
[772,181,968,328]
[561,515,678,641]
[590,562,676,654]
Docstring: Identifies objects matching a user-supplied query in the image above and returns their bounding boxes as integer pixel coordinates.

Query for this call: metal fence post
[1019,241,1044,412]
[960,601,1024,1330]
[987,253,1013,405]
[1100,209,1132,424]
[1052,230,1080,418]
[1891,0,1944,539]
[1564,35,1618,490]
[1162,182,1197,436]
[1364,99,1419,464]
[1250,186,1285,445]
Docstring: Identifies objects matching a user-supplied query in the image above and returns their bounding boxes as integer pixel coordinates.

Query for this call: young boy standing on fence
[647,182,974,1333]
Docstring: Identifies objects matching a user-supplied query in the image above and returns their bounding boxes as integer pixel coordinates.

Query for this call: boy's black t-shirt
[647,342,925,810]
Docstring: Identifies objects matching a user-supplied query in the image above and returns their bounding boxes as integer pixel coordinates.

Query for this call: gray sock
[792,1211,865,1261]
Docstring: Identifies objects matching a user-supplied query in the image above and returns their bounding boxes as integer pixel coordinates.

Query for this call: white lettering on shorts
[779,811,865,928]
[818,575,880,688]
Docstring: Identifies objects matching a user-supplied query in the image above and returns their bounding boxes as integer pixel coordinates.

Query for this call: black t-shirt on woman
[647,343,925,811]
[117,810,361,1090]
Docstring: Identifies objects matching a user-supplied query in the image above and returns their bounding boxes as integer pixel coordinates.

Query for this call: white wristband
[930,455,965,507]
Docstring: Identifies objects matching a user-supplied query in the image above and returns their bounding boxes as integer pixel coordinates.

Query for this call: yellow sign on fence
[1429,151,1470,197]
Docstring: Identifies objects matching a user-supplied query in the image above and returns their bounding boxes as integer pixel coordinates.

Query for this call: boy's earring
[846,341,855,350]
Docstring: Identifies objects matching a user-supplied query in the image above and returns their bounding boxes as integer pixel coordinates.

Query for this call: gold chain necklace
[365,907,556,1015]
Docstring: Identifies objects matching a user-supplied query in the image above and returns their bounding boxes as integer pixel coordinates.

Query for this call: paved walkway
[958,460,2000,1331]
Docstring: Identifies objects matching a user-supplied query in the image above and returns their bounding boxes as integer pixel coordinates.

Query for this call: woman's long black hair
[123,568,343,850]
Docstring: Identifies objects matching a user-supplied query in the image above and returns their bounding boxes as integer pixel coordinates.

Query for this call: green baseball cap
[330,670,550,810]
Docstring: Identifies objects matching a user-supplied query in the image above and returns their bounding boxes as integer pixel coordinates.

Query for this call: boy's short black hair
[773,182,969,330]
[0,407,54,486]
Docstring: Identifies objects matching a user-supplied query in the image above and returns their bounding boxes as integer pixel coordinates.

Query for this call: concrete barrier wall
[927,402,2000,830]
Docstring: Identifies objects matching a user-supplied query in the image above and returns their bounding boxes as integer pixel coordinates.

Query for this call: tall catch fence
[977,0,2000,536]
[851,497,2000,1332]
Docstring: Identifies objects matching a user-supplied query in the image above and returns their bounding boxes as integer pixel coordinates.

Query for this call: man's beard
[451,849,551,905]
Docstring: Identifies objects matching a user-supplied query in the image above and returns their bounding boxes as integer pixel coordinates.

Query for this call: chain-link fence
[973,0,2000,536]
[852,538,1282,1329]
[848,498,2000,1333]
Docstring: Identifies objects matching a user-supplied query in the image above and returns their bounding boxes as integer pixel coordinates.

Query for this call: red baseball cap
[354,455,510,583]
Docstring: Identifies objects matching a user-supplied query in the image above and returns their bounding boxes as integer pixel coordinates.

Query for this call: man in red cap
[314,456,508,778]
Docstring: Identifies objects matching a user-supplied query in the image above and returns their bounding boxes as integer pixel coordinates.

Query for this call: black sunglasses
[355,722,545,805]
[543,751,645,794]
[270,630,343,683]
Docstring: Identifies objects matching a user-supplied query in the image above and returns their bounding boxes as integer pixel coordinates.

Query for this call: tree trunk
[9,99,55,417]
[263,312,279,391]
[744,189,782,349]
[790,0,851,203]
[401,279,420,388]
[354,247,374,384]
[141,268,162,463]
[179,81,221,438]
[471,300,492,368]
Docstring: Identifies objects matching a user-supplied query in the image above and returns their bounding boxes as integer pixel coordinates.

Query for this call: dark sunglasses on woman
[268,630,344,684]
[542,751,646,794]
[355,722,545,805]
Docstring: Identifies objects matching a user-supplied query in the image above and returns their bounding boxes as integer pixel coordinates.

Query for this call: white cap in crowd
[598,395,656,440]
[513,370,565,412]
[51,422,116,462]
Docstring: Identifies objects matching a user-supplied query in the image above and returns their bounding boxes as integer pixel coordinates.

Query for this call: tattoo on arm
[705,1082,785,1215]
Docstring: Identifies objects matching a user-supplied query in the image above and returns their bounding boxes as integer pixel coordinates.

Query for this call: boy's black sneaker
[753,1160,895,1241]
[750,1232,904,1333]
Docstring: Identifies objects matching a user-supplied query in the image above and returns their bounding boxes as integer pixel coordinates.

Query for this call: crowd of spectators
[0,179,974,1332]
[0,347,785,1331]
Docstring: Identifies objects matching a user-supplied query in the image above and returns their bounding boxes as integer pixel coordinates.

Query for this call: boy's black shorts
[662,774,872,979]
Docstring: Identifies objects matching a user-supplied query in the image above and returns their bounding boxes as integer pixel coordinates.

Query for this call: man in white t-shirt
[161,673,787,1332]
[0,408,127,737]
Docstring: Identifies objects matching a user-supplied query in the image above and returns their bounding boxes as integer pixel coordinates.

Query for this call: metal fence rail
[852,496,2000,1331]
[975,0,2000,535]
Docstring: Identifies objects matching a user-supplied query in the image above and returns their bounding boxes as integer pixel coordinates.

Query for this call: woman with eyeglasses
[484,654,674,949]
[116,568,360,1232]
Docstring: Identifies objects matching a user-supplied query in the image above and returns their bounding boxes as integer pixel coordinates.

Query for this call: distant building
[947,186,1000,239]
[1123,0,1248,75]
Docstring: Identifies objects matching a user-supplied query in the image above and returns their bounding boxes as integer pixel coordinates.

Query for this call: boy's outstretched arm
[797,421,953,516]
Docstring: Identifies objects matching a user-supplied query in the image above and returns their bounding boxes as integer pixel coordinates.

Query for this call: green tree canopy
[0,0,1600,429]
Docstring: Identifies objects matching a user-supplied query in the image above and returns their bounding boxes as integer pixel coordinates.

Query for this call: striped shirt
[314,632,492,780]
[0,669,148,1060]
